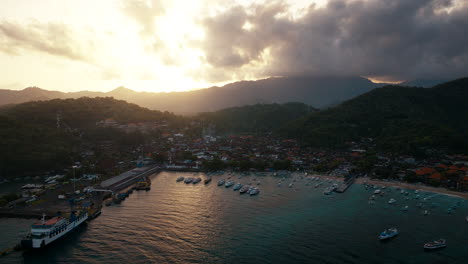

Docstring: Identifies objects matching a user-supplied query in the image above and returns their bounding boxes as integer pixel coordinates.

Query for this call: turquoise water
[1,171,467,263]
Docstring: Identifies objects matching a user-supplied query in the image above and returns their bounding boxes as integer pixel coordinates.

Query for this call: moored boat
[378,228,399,240]
[249,187,260,196]
[204,178,212,184]
[388,198,397,204]
[424,239,446,250]
[217,179,225,186]
[176,176,184,182]
[21,211,88,249]
[225,180,234,188]
[240,185,250,194]
[192,177,202,184]
[233,183,243,191]
[184,177,193,184]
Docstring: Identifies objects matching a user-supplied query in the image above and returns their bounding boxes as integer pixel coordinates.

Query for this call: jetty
[101,165,160,192]
[336,174,356,193]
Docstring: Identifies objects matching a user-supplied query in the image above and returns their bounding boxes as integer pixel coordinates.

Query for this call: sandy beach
[302,173,468,199]
[356,177,468,200]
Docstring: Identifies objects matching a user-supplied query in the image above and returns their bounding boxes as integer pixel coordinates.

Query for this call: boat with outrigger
[239,185,250,194]
[379,228,399,240]
[424,239,446,250]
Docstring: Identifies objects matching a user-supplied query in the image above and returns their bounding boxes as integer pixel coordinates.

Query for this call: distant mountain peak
[110,86,136,94]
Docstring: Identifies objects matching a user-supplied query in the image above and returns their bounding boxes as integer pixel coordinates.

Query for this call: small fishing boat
[374,189,381,195]
[323,188,333,195]
[184,177,193,184]
[233,183,243,191]
[388,198,397,204]
[176,176,184,182]
[204,177,212,184]
[379,228,399,240]
[239,185,250,194]
[192,177,202,184]
[217,179,225,186]
[225,180,234,188]
[424,239,446,250]
[401,205,409,211]
[423,210,429,216]
[249,187,260,196]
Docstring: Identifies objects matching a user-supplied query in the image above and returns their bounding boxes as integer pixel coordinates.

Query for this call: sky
[0,0,467,93]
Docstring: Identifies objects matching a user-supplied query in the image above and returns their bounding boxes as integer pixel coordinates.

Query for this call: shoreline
[355,177,468,200]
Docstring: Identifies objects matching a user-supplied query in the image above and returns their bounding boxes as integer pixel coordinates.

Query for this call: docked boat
[21,211,88,249]
[192,177,202,184]
[370,195,376,200]
[249,187,260,196]
[378,228,399,240]
[239,185,250,194]
[135,176,151,191]
[184,177,193,184]
[289,183,294,188]
[323,188,333,195]
[176,176,184,182]
[217,179,225,186]
[225,180,234,188]
[388,198,397,204]
[233,183,243,191]
[401,205,409,211]
[423,210,429,216]
[374,189,381,195]
[204,178,212,184]
[424,239,446,250]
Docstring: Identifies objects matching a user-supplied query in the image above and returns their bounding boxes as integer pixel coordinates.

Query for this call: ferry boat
[424,239,446,250]
[21,211,88,249]
[378,228,399,240]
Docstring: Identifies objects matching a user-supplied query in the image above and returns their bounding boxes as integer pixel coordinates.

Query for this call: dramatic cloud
[0,20,90,62]
[121,0,165,37]
[197,0,468,81]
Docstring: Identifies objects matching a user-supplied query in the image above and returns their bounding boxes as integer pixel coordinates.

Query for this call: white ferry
[22,210,88,249]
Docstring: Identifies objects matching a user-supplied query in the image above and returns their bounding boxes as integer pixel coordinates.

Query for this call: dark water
[1,171,467,264]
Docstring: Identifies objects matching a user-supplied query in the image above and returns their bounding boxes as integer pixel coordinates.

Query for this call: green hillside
[198,102,316,134]
[281,78,468,154]
[0,97,178,177]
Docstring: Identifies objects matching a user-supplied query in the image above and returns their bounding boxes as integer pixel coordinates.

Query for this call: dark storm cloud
[0,20,89,62]
[198,0,468,81]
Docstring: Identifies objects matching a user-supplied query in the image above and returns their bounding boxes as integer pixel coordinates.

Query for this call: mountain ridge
[0,76,385,113]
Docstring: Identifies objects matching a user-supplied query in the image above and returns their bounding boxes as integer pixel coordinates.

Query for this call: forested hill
[198,102,316,134]
[0,97,176,128]
[0,97,179,177]
[281,78,468,154]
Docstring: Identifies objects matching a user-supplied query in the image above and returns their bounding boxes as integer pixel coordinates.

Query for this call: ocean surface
[1,171,467,264]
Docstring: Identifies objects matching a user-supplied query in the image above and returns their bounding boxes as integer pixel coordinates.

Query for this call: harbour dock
[101,165,160,192]
[336,175,356,193]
